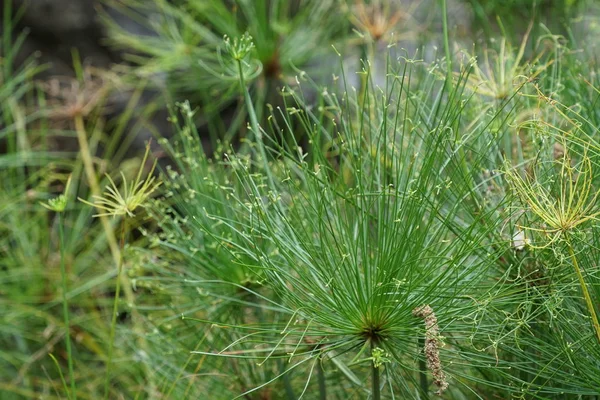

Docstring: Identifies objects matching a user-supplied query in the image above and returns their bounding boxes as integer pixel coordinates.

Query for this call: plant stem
[49,353,69,398]
[440,0,452,81]
[73,114,121,263]
[418,336,429,399]
[104,219,127,400]
[281,360,297,400]
[565,236,600,343]
[235,58,275,188]
[371,342,380,400]
[59,213,76,400]
[317,356,327,400]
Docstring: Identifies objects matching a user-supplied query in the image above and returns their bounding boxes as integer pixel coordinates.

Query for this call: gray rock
[12,0,98,34]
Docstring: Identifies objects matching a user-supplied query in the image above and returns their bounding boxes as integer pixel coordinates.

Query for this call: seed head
[41,175,72,213]
[413,304,448,395]
[506,142,600,248]
[80,143,161,218]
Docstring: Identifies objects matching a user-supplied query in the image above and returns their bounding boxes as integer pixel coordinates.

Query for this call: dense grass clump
[2,0,600,399]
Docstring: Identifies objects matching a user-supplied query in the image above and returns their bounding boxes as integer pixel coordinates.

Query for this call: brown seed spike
[413,305,448,395]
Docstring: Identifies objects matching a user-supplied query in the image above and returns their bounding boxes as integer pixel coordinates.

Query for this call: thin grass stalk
[440,0,452,81]
[49,353,70,399]
[235,56,275,188]
[565,235,600,343]
[73,114,121,263]
[58,213,76,400]
[104,219,127,400]
[165,333,208,398]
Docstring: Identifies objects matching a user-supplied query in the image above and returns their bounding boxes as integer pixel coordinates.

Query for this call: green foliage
[3,0,600,399]
[0,10,159,398]
[139,27,600,397]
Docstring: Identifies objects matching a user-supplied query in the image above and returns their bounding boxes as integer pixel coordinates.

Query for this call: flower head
[506,142,600,248]
[41,175,72,213]
[44,67,110,122]
[458,22,552,100]
[413,305,448,395]
[350,0,408,42]
[80,143,161,218]
[370,347,390,369]
[222,32,255,61]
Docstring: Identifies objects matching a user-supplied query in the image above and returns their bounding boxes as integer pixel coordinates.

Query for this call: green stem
[59,213,76,400]
[235,58,275,189]
[74,115,121,264]
[49,353,69,398]
[104,219,127,400]
[440,0,452,82]
[371,342,380,400]
[565,236,600,344]
[418,336,429,399]
[281,360,297,400]
[317,356,327,400]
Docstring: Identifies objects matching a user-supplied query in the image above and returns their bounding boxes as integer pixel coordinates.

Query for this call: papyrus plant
[157,32,514,399]
[505,139,600,343]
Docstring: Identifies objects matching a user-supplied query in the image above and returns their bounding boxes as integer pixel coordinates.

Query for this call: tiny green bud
[370,347,390,369]
[40,175,72,213]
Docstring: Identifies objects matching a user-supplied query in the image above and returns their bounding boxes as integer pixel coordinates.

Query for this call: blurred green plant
[80,142,160,399]
[40,176,77,399]
[468,0,585,40]
[103,0,351,146]
[0,7,160,398]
